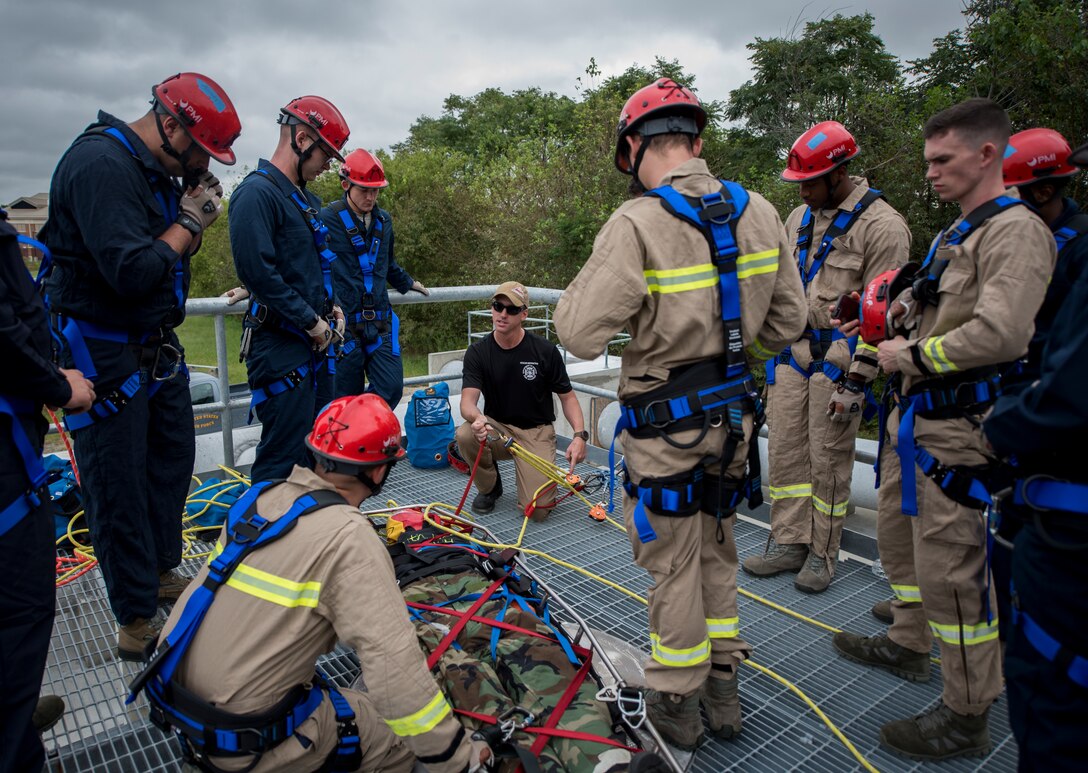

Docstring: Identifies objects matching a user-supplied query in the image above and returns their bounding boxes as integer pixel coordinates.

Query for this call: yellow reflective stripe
[769,483,812,500]
[928,619,999,646]
[812,495,849,517]
[384,691,452,737]
[650,633,710,667]
[856,341,878,354]
[644,263,718,295]
[923,335,959,374]
[891,584,923,603]
[209,543,321,609]
[706,617,739,639]
[736,248,780,279]
[746,336,776,361]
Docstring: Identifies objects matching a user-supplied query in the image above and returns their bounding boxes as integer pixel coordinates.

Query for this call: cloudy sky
[0,0,966,205]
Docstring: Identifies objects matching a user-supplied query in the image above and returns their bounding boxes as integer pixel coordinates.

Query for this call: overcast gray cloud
[0,0,966,204]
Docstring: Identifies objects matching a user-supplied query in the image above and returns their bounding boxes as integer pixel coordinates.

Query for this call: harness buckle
[497,707,534,741]
[641,400,672,429]
[285,369,306,388]
[952,379,997,414]
[231,516,269,545]
[360,309,377,321]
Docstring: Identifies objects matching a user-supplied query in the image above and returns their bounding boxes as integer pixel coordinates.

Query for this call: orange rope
[46,407,80,487]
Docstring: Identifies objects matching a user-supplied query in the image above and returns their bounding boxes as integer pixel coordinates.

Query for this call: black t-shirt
[462,331,572,429]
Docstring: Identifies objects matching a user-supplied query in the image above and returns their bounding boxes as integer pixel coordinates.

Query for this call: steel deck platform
[41,457,1016,772]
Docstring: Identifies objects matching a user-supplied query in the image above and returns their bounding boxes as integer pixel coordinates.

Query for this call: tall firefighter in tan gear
[555,78,806,752]
[742,121,910,594]
[837,98,1056,762]
[128,393,487,773]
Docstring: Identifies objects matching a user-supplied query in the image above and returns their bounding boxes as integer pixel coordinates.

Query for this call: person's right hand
[307,317,333,352]
[829,291,862,337]
[221,286,250,306]
[179,172,224,231]
[468,737,492,772]
[55,368,95,414]
[471,415,490,443]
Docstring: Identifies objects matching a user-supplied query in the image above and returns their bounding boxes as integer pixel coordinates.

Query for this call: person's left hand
[331,305,346,340]
[827,384,865,422]
[221,286,250,305]
[877,337,910,373]
[565,436,587,469]
[410,280,430,296]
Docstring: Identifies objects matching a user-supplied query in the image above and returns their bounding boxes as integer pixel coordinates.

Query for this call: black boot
[471,474,503,515]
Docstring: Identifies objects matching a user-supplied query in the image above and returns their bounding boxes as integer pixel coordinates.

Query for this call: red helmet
[306,393,406,477]
[340,149,389,188]
[1003,128,1078,187]
[279,96,350,161]
[781,121,860,182]
[859,264,923,345]
[447,440,470,475]
[152,73,241,165]
[615,78,707,174]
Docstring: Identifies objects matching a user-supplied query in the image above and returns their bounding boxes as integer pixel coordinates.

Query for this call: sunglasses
[491,300,525,315]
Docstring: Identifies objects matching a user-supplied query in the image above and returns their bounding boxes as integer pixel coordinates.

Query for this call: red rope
[454,437,488,517]
[46,407,80,487]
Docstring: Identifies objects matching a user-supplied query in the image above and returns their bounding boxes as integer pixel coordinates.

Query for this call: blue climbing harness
[609,180,763,543]
[332,199,399,357]
[0,395,48,538]
[127,481,363,771]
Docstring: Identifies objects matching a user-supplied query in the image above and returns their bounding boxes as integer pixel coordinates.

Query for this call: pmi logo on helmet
[1026,153,1057,168]
[826,143,849,160]
[307,110,329,128]
[178,99,204,125]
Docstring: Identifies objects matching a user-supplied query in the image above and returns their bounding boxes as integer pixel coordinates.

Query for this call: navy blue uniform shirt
[39,112,188,333]
[320,197,412,321]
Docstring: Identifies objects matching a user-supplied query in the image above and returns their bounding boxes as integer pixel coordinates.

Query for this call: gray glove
[410,280,430,296]
[220,286,250,306]
[827,383,866,423]
[179,172,224,232]
[306,317,333,352]
[331,305,346,340]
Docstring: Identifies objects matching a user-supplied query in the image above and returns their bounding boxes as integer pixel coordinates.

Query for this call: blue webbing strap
[17,235,54,290]
[0,395,48,537]
[248,363,313,422]
[1011,478,1088,514]
[796,189,883,289]
[63,371,142,432]
[1011,601,1088,689]
[102,127,184,311]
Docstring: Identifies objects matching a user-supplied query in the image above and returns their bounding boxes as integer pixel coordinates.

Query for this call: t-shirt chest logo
[521,363,538,381]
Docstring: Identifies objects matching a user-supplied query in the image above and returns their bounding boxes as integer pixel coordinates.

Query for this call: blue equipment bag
[404,382,455,469]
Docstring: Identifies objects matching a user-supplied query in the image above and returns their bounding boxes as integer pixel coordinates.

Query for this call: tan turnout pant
[455,418,558,519]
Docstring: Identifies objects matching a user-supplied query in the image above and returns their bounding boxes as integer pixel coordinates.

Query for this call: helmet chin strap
[155,113,201,188]
[630,134,652,184]
[289,126,317,190]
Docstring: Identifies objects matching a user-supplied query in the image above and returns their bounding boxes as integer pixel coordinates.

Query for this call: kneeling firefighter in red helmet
[129,393,489,773]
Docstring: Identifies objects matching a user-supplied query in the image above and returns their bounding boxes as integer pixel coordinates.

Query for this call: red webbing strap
[529,647,594,758]
[454,708,639,752]
[425,577,506,669]
[409,601,588,648]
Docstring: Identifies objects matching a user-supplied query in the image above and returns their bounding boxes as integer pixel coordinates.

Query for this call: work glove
[220,286,250,306]
[468,737,493,772]
[410,280,430,296]
[888,288,922,336]
[827,381,866,423]
[331,305,346,340]
[179,172,224,232]
[306,316,333,352]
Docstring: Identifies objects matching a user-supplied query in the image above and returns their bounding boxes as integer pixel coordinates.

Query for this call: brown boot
[158,569,191,602]
[832,631,930,682]
[794,549,836,594]
[880,703,991,761]
[871,598,894,624]
[700,676,741,740]
[644,689,704,751]
[118,617,163,662]
[741,538,807,577]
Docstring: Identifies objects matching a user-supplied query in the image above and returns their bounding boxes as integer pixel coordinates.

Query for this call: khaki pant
[210,688,415,773]
[623,417,754,697]
[891,408,1003,715]
[766,340,859,569]
[455,418,557,520]
[876,427,931,654]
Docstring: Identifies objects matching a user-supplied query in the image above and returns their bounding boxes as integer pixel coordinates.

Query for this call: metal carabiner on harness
[152,342,183,382]
[497,706,535,742]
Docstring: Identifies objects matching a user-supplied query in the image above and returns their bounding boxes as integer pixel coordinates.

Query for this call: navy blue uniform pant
[251,375,316,482]
[1006,517,1088,772]
[334,333,402,408]
[72,371,193,625]
[0,496,56,773]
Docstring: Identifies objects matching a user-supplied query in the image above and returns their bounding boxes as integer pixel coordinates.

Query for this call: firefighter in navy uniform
[0,209,97,773]
[982,138,1088,772]
[230,96,350,481]
[989,128,1088,644]
[320,149,429,407]
[556,79,806,750]
[38,72,241,660]
[130,393,488,773]
[743,121,910,593]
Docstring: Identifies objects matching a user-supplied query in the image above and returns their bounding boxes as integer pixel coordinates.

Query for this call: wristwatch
[176,212,203,236]
[573,430,590,441]
[840,378,865,394]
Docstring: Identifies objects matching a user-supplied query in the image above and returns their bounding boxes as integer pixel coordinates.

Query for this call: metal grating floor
[41,457,1016,772]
